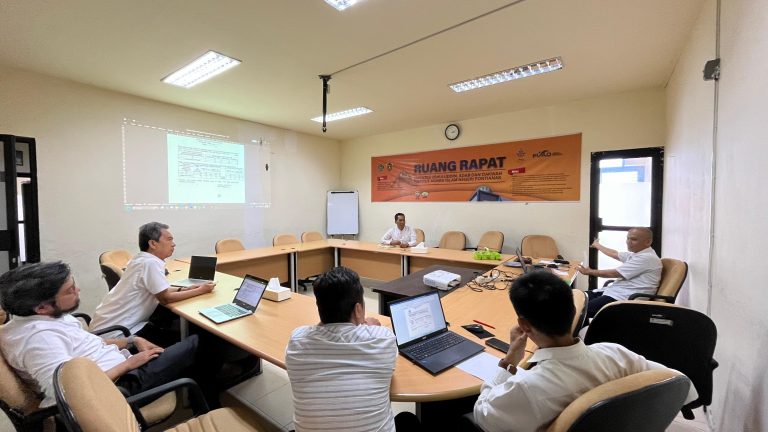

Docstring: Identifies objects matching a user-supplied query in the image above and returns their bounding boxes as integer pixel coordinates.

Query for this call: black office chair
[584,300,718,420]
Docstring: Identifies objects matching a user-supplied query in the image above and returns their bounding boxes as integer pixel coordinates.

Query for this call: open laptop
[199,274,268,324]
[171,256,217,288]
[388,291,484,375]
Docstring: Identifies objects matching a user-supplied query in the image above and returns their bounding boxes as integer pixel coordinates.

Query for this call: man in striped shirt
[286,267,415,432]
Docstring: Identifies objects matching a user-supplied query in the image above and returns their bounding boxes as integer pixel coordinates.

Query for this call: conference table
[167,246,575,424]
[178,239,516,291]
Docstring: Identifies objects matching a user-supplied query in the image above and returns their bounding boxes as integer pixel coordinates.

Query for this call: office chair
[298,231,325,290]
[215,238,245,254]
[465,231,504,252]
[273,233,299,246]
[545,369,691,432]
[521,235,560,259]
[584,301,718,419]
[98,249,132,290]
[438,231,466,250]
[54,357,262,432]
[414,228,425,244]
[570,289,588,337]
[458,369,690,432]
[626,258,688,303]
[301,231,324,242]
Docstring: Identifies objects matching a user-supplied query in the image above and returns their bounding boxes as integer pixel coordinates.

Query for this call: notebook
[388,291,484,375]
[171,256,217,288]
[199,274,268,324]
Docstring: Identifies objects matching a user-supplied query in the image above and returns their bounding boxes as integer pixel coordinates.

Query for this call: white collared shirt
[473,340,697,432]
[380,225,417,247]
[0,314,129,407]
[603,247,662,300]
[90,251,170,336]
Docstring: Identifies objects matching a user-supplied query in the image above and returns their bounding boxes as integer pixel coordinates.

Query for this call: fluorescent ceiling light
[311,107,373,123]
[163,51,241,88]
[324,0,359,11]
[449,57,563,93]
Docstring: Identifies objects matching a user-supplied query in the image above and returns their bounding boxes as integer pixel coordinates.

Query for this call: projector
[423,270,461,291]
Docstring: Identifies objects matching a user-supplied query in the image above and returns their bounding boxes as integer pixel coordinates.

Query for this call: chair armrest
[126,377,210,416]
[71,312,91,325]
[628,293,676,303]
[91,325,131,337]
[602,279,615,288]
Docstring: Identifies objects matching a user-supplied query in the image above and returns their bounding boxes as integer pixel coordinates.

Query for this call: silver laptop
[171,256,217,288]
[199,274,268,324]
[388,291,484,375]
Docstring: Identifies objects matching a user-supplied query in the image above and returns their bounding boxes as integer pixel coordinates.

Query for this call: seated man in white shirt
[285,266,420,432]
[90,222,216,345]
[380,212,417,248]
[0,261,219,408]
[576,227,663,318]
[470,271,697,432]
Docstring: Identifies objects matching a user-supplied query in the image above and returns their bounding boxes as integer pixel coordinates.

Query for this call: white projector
[423,270,461,291]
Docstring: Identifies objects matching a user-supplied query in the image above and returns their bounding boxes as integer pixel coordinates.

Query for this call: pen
[473,319,496,329]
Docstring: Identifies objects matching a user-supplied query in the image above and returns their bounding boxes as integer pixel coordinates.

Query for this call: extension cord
[475,275,493,284]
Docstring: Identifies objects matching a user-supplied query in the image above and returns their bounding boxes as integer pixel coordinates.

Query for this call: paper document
[457,352,503,383]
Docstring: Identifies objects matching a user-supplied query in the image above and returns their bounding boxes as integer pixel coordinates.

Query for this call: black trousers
[586,290,617,318]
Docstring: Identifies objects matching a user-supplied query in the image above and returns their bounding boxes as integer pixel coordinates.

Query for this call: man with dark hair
[471,271,696,432]
[577,227,662,318]
[90,222,215,344]
[0,262,213,408]
[285,267,417,432]
[380,212,417,248]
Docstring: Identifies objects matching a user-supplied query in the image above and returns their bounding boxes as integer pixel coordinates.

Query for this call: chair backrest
[273,233,299,246]
[99,250,132,268]
[570,289,588,337]
[414,228,425,244]
[301,231,324,242]
[477,231,504,252]
[54,357,141,432]
[656,258,688,300]
[546,369,691,432]
[521,235,559,259]
[438,231,466,250]
[215,238,245,254]
[99,262,123,291]
[584,301,717,410]
[0,345,45,424]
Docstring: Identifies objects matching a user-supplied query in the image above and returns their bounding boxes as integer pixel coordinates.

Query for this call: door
[588,147,664,290]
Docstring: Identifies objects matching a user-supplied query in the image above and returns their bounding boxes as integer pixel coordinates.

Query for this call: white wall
[0,65,341,313]
[340,90,666,265]
[665,0,768,429]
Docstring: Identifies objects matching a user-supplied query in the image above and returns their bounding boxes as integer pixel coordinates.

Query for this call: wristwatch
[126,335,136,350]
[498,359,517,375]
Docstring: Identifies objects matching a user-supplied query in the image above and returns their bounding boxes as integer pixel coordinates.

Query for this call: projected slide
[122,119,271,209]
[167,134,245,203]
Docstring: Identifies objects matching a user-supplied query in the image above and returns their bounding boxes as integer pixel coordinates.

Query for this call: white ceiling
[0,0,705,140]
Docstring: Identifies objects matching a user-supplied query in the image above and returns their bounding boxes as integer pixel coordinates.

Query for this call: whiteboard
[327,190,359,235]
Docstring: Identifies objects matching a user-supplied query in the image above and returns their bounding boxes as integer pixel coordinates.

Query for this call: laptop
[171,256,217,288]
[199,274,268,324]
[388,291,484,375]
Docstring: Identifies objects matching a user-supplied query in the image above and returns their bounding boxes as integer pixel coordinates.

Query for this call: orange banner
[371,134,581,202]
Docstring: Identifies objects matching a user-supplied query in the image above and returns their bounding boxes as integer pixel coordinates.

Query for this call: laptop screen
[188,256,217,280]
[389,291,448,346]
[233,275,267,310]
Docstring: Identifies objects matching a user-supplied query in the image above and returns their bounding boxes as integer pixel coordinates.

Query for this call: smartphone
[485,337,510,353]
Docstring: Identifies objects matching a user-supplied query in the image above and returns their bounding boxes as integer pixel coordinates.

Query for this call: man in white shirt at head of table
[380,212,417,248]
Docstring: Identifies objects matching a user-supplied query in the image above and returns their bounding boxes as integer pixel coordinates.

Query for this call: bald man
[577,227,662,318]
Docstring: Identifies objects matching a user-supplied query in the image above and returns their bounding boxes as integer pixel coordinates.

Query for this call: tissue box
[410,246,428,254]
[264,287,291,302]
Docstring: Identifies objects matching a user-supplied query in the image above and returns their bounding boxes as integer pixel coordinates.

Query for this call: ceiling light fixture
[162,51,241,88]
[324,0,360,11]
[449,57,563,93]
[311,107,372,123]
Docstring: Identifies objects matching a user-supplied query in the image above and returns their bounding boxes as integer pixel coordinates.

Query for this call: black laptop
[171,256,217,288]
[199,274,268,324]
[388,291,484,375]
